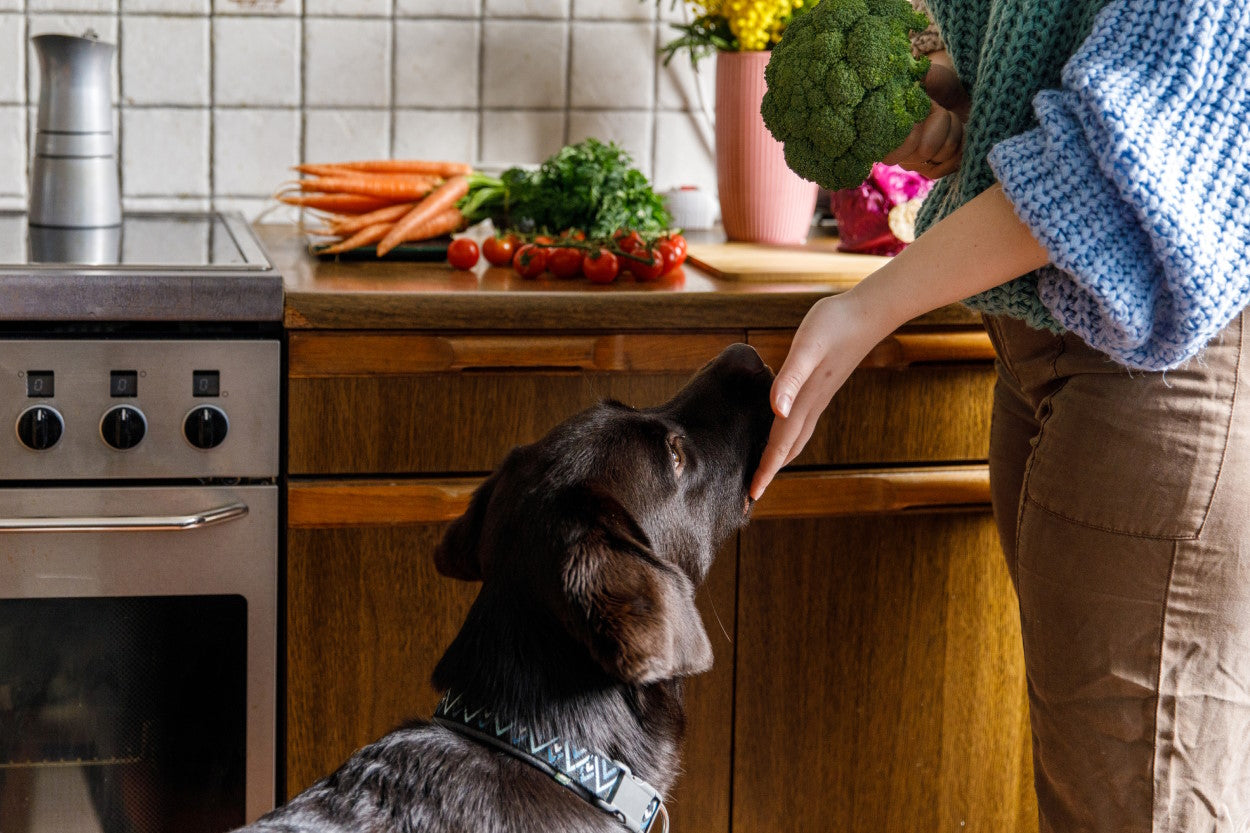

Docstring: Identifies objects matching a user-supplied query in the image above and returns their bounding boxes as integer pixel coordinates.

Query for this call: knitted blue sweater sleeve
[985,0,1250,370]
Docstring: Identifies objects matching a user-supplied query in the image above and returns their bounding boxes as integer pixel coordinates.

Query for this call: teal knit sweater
[916,0,1110,332]
[916,0,1250,369]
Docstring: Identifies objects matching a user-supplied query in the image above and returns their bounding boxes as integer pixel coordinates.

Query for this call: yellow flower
[684,0,810,51]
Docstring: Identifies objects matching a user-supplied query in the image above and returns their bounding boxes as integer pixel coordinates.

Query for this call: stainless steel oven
[0,213,283,833]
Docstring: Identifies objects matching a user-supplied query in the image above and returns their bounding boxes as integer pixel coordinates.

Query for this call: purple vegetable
[830,163,933,255]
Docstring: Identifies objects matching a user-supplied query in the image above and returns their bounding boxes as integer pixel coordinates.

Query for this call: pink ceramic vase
[715,50,819,244]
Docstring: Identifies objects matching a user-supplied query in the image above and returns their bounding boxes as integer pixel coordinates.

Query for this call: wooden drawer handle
[860,332,996,369]
[750,329,995,371]
[287,466,990,528]
[289,332,742,377]
[750,466,990,519]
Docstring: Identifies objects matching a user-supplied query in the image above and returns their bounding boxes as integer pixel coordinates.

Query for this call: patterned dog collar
[433,691,667,833]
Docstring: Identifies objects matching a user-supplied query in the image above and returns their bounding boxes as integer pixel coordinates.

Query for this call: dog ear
[562,486,712,684]
[434,467,503,582]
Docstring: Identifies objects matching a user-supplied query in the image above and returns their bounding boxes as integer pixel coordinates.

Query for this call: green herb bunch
[459,139,671,239]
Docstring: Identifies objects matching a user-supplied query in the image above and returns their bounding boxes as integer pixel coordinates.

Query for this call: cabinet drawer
[288,332,742,475]
[749,328,996,466]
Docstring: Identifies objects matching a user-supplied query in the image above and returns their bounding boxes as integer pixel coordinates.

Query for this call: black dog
[238,343,774,833]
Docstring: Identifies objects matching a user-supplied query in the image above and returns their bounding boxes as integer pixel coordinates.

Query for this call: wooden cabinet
[284,325,1035,833]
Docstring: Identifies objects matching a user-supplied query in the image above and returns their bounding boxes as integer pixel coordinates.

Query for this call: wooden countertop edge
[282,290,980,331]
[287,465,992,528]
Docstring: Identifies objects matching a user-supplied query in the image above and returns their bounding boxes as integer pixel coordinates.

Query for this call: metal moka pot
[29,33,122,229]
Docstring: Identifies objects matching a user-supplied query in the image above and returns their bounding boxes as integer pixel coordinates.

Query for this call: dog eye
[667,435,685,476]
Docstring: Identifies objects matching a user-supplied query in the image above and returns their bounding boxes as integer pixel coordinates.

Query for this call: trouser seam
[1152,539,1181,833]
[1195,316,1243,537]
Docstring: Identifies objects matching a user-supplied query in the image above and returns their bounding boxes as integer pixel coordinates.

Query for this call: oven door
[0,485,276,833]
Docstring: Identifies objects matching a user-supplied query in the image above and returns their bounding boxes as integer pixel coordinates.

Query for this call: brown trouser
[984,312,1250,833]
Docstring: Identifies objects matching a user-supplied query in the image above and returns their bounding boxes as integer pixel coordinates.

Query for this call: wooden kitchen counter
[258,224,980,331]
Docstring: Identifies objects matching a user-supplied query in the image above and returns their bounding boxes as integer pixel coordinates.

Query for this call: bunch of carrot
[280,159,474,256]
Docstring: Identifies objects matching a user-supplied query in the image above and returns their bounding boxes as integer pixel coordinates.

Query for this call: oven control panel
[1,340,279,480]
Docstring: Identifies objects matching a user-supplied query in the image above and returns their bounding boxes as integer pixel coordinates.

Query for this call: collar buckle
[604,765,666,833]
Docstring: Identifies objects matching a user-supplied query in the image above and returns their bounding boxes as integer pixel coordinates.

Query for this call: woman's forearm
[847,183,1051,332]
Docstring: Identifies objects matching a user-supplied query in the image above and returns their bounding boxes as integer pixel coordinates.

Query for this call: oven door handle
[0,501,249,533]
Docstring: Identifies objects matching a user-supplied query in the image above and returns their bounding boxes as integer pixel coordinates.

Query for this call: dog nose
[718,343,769,377]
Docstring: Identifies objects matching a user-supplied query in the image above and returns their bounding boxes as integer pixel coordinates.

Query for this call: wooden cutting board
[687,241,890,284]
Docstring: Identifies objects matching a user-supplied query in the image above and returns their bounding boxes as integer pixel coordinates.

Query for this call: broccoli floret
[760,0,932,191]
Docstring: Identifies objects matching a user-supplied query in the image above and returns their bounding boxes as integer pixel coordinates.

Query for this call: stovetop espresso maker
[29,32,122,231]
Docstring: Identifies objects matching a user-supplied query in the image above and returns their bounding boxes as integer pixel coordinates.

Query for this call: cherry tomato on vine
[666,233,688,263]
[446,238,480,270]
[512,244,548,279]
[626,248,665,281]
[655,240,682,275]
[615,230,644,255]
[548,247,584,279]
[482,235,516,266]
[582,249,619,284]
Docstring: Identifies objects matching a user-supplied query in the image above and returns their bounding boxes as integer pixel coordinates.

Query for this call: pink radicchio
[831,164,933,256]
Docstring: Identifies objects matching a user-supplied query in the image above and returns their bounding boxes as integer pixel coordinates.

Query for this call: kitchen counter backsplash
[0,0,718,222]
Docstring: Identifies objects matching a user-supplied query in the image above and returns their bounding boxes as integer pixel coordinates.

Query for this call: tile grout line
[561,3,571,147]
[203,5,214,209]
[475,0,484,162]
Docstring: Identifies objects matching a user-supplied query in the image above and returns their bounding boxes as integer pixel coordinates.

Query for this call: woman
[750,1,1250,830]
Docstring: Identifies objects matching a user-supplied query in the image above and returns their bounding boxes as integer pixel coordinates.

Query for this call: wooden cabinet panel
[286,523,476,797]
[288,332,744,475]
[733,513,1035,833]
[749,329,996,466]
[285,518,738,833]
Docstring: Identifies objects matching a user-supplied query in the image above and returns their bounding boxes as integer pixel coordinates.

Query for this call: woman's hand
[750,289,895,499]
[882,50,970,178]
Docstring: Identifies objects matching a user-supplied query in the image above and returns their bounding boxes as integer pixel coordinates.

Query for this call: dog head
[435,343,774,686]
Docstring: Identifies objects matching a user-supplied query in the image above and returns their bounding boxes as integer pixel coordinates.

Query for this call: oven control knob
[101,405,146,450]
[16,405,63,450]
[184,405,229,449]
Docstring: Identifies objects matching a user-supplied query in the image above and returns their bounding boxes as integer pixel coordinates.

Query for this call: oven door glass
[0,596,246,833]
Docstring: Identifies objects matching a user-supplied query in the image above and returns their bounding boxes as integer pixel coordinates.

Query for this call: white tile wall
[121,15,210,106]
[212,16,300,106]
[0,1,721,219]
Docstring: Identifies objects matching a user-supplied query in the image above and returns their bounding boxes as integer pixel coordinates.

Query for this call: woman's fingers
[883,103,964,177]
[769,314,831,418]
[750,356,843,499]
[751,417,800,499]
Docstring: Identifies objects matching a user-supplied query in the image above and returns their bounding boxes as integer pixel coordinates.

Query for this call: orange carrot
[377,208,464,250]
[296,159,473,178]
[317,222,393,255]
[278,192,393,214]
[297,175,437,201]
[329,202,417,235]
[377,175,470,256]
[294,164,361,178]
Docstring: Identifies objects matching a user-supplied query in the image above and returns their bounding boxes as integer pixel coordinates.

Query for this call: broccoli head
[760,0,932,191]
